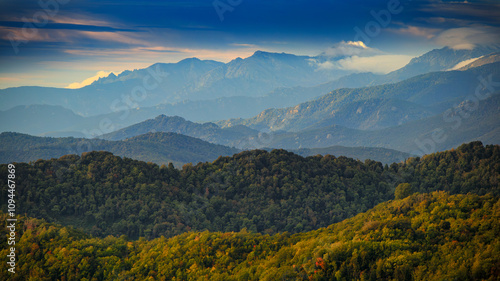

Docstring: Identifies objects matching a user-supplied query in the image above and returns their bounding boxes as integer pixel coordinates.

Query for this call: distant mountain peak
[252,50,268,56]
[155,114,186,121]
[179,57,201,62]
[386,45,500,80]
[250,50,298,59]
[91,72,118,85]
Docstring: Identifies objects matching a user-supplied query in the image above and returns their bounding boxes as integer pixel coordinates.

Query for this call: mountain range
[1,45,499,281]
[261,93,500,155]
[0,51,362,116]
[1,46,498,134]
[219,61,500,132]
[0,45,499,165]
[96,61,500,155]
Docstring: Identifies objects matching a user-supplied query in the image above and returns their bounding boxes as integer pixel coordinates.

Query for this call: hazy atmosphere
[1,0,499,280]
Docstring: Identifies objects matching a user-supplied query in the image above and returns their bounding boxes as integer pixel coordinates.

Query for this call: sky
[0,0,499,89]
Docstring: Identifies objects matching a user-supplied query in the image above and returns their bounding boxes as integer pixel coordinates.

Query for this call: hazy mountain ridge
[289,46,500,96]
[0,104,85,135]
[96,63,500,155]
[0,51,360,116]
[2,46,496,116]
[2,46,498,138]
[94,58,224,86]
[218,62,500,132]
[100,114,259,146]
[0,72,382,137]
[0,130,417,165]
[92,93,499,159]
[384,45,499,81]
[262,93,500,154]
[1,46,498,161]
[0,131,240,167]
[306,98,437,131]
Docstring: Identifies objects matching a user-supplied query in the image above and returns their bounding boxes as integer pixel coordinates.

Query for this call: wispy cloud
[447,56,484,70]
[230,43,258,48]
[320,41,382,58]
[309,41,413,74]
[51,15,116,28]
[434,26,500,49]
[0,77,21,82]
[0,21,135,32]
[336,55,413,74]
[419,1,500,25]
[78,31,148,45]
[387,25,441,39]
[0,26,54,42]
[0,25,139,45]
[35,60,155,73]
[312,60,338,71]
[417,16,474,26]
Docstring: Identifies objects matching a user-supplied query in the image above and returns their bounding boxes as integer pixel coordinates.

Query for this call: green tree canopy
[395,183,413,199]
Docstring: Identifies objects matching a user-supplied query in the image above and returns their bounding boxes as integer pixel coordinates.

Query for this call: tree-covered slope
[1,142,497,241]
[1,192,498,280]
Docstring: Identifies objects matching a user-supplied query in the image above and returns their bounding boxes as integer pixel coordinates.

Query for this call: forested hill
[1,192,498,280]
[1,141,498,240]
